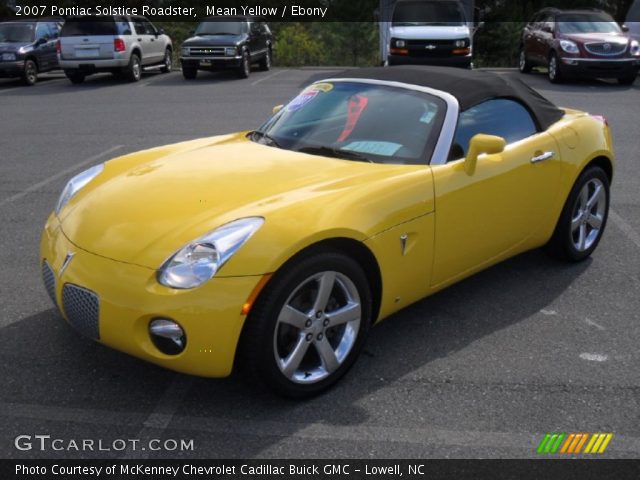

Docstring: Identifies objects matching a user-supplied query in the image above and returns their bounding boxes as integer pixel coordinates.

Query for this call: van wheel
[22,59,38,86]
[65,71,85,84]
[126,53,142,82]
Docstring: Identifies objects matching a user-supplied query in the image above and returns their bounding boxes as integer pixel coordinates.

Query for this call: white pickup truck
[379,0,480,68]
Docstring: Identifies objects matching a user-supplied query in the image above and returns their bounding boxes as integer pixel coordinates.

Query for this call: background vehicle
[519,8,640,84]
[626,0,640,43]
[0,19,62,85]
[180,17,272,79]
[378,0,480,68]
[59,16,172,84]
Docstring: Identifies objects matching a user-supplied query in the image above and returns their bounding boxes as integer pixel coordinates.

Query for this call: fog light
[149,319,186,355]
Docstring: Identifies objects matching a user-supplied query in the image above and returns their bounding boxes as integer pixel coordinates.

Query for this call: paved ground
[0,67,639,459]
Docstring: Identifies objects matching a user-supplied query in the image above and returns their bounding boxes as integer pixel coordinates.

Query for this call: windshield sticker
[286,90,319,112]
[337,94,370,142]
[308,82,334,93]
[343,141,403,157]
[420,110,436,124]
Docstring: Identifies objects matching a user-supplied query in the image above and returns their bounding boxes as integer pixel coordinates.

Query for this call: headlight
[455,39,468,48]
[225,47,237,56]
[18,46,33,54]
[560,40,579,54]
[631,40,640,56]
[181,47,189,56]
[395,40,405,48]
[1,53,16,61]
[55,163,104,215]
[158,217,264,289]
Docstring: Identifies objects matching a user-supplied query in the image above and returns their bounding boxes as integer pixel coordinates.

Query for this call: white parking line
[609,209,640,250]
[584,318,606,331]
[0,145,123,208]
[251,69,284,86]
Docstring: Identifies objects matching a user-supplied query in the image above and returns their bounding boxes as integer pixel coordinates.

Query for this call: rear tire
[65,71,85,84]
[126,53,142,82]
[519,48,532,73]
[545,166,610,262]
[237,250,372,398]
[22,59,38,86]
[548,52,563,83]
[237,50,251,78]
[160,48,172,73]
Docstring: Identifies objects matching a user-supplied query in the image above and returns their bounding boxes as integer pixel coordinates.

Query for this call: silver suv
[59,16,172,83]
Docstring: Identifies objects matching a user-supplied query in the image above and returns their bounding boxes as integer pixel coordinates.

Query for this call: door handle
[531,151,555,163]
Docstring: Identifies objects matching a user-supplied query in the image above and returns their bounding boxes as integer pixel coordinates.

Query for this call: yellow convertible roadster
[41,66,614,397]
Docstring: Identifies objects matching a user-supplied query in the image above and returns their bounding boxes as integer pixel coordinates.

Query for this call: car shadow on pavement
[0,248,591,457]
[512,70,638,92]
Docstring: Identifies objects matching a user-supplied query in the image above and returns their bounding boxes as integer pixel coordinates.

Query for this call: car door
[142,18,164,62]
[430,99,563,288]
[537,15,555,62]
[34,23,55,70]
[47,22,61,69]
[522,14,540,63]
[131,17,154,64]
[248,21,262,56]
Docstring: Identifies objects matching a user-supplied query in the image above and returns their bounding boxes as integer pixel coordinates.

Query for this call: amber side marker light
[241,273,273,315]
[453,47,471,55]
[390,48,409,55]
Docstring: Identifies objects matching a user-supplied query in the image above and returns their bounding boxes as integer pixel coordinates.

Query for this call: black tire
[65,71,85,84]
[237,50,251,78]
[518,48,532,73]
[259,48,272,71]
[160,48,172,73]
[617,75,636,85]
[126,53,142,82]
[22,59,38,86]
[182,65,197,80]
[545,166,610,262]
[548,52,563,84]
[237,250,372,398]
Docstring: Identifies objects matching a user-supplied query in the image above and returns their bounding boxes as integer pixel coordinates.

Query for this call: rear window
[61,17,120,37]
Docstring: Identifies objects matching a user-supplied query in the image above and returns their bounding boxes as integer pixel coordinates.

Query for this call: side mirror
[621,24,630,32]
[464,134,506,175]
[272,104,284,114]
[35,37,47,46]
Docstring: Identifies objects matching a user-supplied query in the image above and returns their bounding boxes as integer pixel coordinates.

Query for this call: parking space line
[0,145,123,208]
[609,209,640,250]
[251,69,284,86]
[122,375,193,459]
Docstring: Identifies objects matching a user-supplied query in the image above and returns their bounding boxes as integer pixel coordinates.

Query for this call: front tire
[545,166,610,262]
[22,59,38,86]
[519,48,532,73]
[238,251,372,398]
[160,48,172,73]
[237,50,251,78]
[548,52,563,83]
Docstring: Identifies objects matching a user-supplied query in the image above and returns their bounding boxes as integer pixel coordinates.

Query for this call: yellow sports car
[41,66,614,397]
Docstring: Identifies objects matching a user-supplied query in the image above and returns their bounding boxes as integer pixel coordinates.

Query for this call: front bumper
[559,57,640,77]
[40,214,263,378]
[388,54,471,68]
[180,56,243,70]
[0,60,24,77]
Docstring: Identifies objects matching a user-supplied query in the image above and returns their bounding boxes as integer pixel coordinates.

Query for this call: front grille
[187,46,226,56]
[62,284,100,340]
[585,42,627,56]
[42,261,57,307]
[407,39,455,47]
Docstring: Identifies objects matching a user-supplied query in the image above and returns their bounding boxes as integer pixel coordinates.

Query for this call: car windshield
[252,81,446,165]
[195,21,247,35]
[392,1,466,26]
[0,23,35,43]
[557,14,622,34]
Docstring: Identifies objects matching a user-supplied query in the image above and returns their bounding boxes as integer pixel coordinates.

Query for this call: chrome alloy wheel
[519,50,526,71]
[549,55,558,81]
[273,271,361,384]
[571,178,606,252]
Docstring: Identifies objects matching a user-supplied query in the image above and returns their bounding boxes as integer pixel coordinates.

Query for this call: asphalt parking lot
[0,67,639,459]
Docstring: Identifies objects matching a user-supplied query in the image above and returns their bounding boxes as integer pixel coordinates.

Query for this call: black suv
[180,18,272,79]
[0,19,62,85]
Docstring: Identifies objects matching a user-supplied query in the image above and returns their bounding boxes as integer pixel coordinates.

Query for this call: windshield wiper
[297,145,373,163]
[250,130,283,149]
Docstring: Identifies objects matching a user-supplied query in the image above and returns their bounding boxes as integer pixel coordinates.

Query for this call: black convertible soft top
[331,66,565,131]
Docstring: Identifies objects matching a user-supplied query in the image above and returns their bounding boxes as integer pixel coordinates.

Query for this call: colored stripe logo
[537,433,613,454]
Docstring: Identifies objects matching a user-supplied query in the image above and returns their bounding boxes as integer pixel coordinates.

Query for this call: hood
[59,134,416,269]
[390,25,470,40]
[560,32,629,45]
[182,34,247,47]
[0,42,24,52]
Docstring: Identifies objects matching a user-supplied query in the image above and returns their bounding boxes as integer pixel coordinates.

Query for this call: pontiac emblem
[59,252,75,278]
